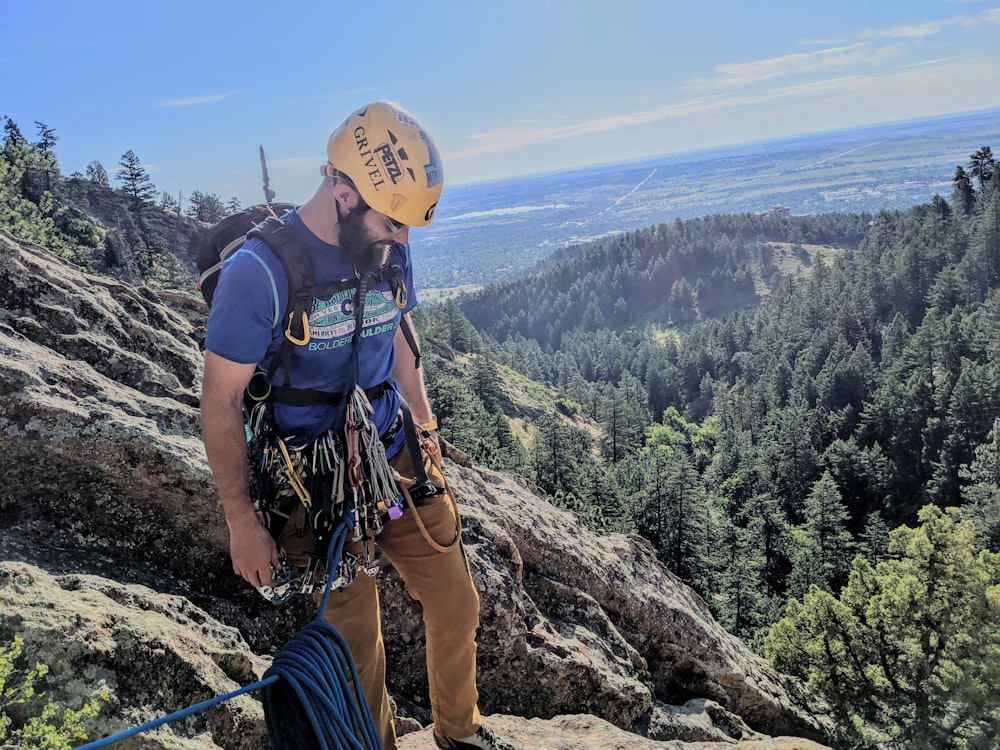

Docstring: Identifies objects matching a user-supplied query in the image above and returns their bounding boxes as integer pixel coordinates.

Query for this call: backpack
[195,202,297,306]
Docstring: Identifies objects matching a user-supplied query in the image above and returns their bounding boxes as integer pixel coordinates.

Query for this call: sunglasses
[357,196,407,235]
[382,214,407,235]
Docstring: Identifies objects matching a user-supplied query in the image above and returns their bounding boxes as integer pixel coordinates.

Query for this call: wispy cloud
[287,87,380,106]
[683,42,902,93]
[864,6,1000,36]
[861,20,948,39]
[158,92,238,107]
[903,56,962,68]
[685,7,1000,94]
[453,96,761,159]
[451,59,991,160]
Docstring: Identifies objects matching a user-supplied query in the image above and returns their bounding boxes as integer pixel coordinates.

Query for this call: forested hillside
[0,116,224,291]
[420,148,1000,646]
[417,152,1000,745]
[461,211,872,348]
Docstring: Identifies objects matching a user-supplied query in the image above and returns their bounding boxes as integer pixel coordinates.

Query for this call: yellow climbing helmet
[322,100,444,227]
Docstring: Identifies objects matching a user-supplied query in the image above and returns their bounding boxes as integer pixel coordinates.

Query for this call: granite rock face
[0,231,829,748]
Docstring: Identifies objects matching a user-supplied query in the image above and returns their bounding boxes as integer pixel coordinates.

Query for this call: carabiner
[394,281,408,309]
[285,311,311,345]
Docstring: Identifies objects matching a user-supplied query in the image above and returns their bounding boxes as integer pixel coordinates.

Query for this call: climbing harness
[248,384,401,600]
[247,387,454,604]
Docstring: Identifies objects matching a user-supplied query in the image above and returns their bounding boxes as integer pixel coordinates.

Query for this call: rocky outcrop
[0,230,830,748]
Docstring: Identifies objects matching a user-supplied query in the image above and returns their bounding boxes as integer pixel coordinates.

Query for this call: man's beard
[338,204,390,272]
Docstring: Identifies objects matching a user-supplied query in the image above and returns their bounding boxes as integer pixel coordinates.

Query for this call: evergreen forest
[429,151,1000,630]
[417,146,1000,747]
[2,113,999,747]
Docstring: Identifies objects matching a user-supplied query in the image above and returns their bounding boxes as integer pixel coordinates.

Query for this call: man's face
[338,197,406,271]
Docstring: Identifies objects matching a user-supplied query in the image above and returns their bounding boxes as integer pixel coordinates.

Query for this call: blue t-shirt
[205,209,417,456]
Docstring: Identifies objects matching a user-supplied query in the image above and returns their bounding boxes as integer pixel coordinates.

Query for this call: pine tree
[487,411,528,475]
[713,512,776,647]
[32,121,58,194]
[791,471,854,595]
[442,299,481,353]
[952,165,976,217]
[960,417,1000,551]
[85,160,109,187]
[116,150,157,211]
[860,511,891,565]
[656,448,710,585]
[471,354,503,412]
[599,372,651,463]
[2,117,31,198]
[424,374,489,461]
[185,190,226,223]
[767,505,1000,749]
[969,146,995,190]
[531,414,566,498]
[159,191,179,212]
[973,176,1000,285]
[531,414,599,510]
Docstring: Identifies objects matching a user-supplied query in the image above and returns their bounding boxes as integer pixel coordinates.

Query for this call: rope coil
[261,621,381,750]
[75,522,382,750]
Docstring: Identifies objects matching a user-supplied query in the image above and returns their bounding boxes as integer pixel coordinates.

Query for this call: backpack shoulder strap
[383,242,421,368]
[248,217,314,343]
[246,217,317,388]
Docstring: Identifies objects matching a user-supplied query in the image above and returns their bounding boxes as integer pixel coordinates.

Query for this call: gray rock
[0,561,268,750]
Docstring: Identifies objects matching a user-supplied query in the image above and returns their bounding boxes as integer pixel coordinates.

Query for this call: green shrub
[554,397,581,416]
[0,635,108,749]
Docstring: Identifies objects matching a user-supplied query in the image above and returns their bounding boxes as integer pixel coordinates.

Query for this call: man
[200,101,519,750]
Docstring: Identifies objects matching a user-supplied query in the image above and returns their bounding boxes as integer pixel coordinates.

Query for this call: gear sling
[242,217,451,604]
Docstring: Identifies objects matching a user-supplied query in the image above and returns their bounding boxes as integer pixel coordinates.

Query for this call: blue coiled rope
[76,521,382,750]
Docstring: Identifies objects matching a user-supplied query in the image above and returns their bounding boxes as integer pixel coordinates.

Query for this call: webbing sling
[268,379,393,407]
[400,399,438,496]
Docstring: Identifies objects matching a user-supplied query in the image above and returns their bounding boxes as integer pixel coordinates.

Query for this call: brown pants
[276,446,482,750]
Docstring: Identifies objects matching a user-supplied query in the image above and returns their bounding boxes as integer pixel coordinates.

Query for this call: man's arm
[201,350,280,587]
[392,313,434,426]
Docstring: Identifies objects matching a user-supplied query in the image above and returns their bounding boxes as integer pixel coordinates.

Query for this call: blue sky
[2,0,999,209]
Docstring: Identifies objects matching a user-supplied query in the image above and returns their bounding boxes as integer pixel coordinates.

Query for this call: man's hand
[227,505,281,587]
[421,426,442,467]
